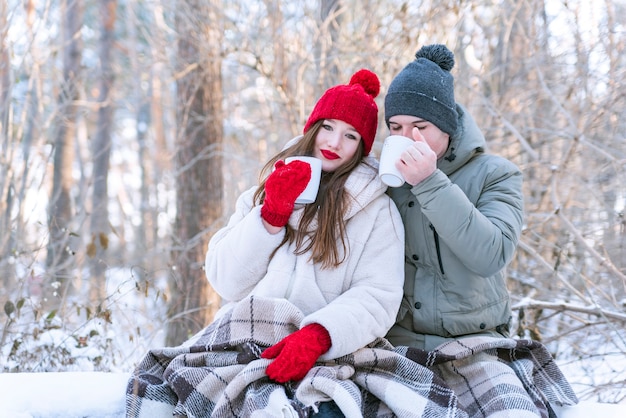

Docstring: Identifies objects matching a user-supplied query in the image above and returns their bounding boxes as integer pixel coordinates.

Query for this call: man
[383,44,566,417]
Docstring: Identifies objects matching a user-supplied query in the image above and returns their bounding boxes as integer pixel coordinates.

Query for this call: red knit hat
[303,69,380,155]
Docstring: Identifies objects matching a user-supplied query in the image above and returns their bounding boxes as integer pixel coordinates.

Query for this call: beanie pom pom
[349,69,380,99]
[415,44,455,72]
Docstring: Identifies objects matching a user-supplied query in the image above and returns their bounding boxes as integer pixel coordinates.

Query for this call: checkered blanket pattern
[125,296,577,417]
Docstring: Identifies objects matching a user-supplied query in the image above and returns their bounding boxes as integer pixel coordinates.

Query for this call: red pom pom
[349,69,380,99]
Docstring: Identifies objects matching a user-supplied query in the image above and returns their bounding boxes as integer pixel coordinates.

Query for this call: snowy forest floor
[0,371,624,418]
[2,270,625,417]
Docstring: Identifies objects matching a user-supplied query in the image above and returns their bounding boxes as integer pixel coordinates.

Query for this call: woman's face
[313,119,361,172]
[388,115,450,159]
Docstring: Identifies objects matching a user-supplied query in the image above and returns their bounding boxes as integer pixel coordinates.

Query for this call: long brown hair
[253,120,365,269]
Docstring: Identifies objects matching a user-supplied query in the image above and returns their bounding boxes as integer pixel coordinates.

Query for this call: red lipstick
[321,150,340,160]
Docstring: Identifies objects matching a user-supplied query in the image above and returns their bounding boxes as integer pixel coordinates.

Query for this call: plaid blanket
[397,338,578,417]
[125,296,577,417]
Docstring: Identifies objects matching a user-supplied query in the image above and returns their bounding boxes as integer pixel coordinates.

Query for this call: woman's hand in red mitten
[260,160,312,227]
[261,323,331,383]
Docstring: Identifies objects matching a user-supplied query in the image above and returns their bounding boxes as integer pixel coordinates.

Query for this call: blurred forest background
[1,0,625,403]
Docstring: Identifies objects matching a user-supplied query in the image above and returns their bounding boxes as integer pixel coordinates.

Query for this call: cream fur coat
[205,156,404,360]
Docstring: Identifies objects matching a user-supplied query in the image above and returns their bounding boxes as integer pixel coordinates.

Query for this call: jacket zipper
[430,224,445,275]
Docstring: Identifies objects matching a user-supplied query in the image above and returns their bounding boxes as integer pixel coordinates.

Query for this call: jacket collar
[438,104,485,176]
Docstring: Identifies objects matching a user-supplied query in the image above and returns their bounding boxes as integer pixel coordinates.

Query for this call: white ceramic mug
[378,135,415,187]
[285,156,322,204]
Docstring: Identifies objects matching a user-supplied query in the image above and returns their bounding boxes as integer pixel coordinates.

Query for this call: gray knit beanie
[385,44,458,135]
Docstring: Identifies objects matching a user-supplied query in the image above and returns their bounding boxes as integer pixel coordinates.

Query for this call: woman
[127,69,407,417]
[206,68,403,383]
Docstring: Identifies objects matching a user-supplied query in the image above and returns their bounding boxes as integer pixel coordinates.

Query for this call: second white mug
[378,135,414,187]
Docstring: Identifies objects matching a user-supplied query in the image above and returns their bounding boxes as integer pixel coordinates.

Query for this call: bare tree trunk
[147,3,170,256]
[317,0,342,90]
[148,61,168,255]
[45,0,83,311]
[88,0,117,303]
[136,99,152,257]
[0,1,13,290]
[0,0,9,141]
[10,0,41,290]
[125,1,153,282]
[0,0,12,266]
[166,0,224,346]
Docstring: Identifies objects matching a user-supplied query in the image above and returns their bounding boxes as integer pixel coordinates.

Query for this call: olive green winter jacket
[385,104,524,351]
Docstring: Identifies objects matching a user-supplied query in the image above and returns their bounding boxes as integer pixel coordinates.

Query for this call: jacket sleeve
[204,187,286,302]
[414,158,524,277]
[302,197,405,360]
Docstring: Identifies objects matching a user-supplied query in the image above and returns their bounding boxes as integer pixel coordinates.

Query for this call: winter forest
[0,0,625,406]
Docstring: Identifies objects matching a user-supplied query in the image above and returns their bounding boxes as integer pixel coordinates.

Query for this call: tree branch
[512,299,626,322]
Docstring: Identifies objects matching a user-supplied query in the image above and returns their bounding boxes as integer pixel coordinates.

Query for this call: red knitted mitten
[260,160,311,227]
[261,323,331,383]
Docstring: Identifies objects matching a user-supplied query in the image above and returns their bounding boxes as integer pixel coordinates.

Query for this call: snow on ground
[2,269,625,417]
[0,372,128,418]
[0,371,624,418]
